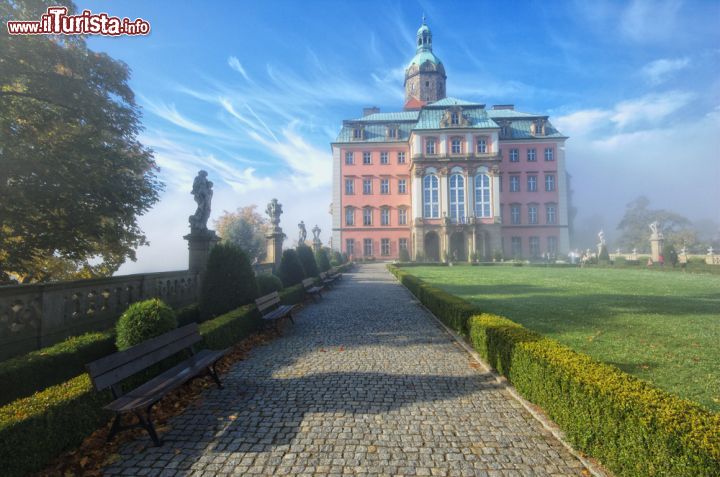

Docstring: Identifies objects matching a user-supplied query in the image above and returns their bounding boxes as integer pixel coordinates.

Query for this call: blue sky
[76,0,720,273]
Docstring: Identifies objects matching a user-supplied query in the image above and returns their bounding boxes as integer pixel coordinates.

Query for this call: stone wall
[0,270,198,360]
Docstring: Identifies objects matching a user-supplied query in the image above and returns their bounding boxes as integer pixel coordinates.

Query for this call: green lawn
[407,265,720,412]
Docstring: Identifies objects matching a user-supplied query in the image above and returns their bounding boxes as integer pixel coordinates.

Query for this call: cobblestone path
[105,263,589,476]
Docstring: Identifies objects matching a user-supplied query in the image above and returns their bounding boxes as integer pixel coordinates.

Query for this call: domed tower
[404,18,447,109]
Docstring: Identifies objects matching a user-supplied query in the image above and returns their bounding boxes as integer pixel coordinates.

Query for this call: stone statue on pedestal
[648,221,664,262]
[311,225,322,252]
[265,198,283,232]
[189,170,213,233]
[298,221,307,244]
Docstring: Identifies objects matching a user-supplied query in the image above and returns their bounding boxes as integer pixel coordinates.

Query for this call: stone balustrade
[0,270,198,360]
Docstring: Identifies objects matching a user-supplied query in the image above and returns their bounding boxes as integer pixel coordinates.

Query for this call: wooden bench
[328,268,343,281]
[86,323,229,446]
[255,291,295,330]
[302,277,323,301]
[320,271,338,288]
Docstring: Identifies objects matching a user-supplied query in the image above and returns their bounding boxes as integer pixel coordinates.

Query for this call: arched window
[449,174,465,221]
[423,175,439,218]
[474,174,491,218]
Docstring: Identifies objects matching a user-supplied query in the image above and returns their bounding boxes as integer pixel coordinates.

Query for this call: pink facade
[331,21,569,261]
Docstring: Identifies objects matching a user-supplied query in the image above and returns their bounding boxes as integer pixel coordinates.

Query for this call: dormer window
[500,123,511,138]
[451,112,459,125]
[533,120,545,136]
[387,126,399,139]
[353,127,363,140]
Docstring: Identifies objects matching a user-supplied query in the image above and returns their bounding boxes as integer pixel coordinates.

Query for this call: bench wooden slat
[256,291,281,312]
[87,324,202,391]
[104,349,227,412]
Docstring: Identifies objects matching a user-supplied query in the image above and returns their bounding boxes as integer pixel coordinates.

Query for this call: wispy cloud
[143,99,215,135]
[227,56,252,82]
[642,57,690,85]
[620,0,683,42]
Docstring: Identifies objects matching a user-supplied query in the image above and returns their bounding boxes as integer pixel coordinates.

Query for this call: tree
[277,249,305,287]
[296,244,318,277]
[616,196,692,252]
[315,248,331,272]
[199,243,258,319]
[0,0,161,283]
[215,205,268,263]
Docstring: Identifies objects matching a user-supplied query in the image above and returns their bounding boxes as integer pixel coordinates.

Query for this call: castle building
[331,20,569,261]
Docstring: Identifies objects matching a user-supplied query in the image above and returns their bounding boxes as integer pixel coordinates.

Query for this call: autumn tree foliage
[0,0,161,283]
[215,205,269,263]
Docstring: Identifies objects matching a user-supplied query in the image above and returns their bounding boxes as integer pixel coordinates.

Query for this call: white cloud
[610,91,694,128]
[620,0,683,42]
[227,56,252,82]
[642,57,690,85]
[555,91,695,136]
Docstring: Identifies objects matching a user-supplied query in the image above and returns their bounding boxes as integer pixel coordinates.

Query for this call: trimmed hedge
[0,283,311,477]
[0,374,107,477]
[388,264,720,476]
[0,330,115,407]
[256,273,284,295]
[387,265,477,335]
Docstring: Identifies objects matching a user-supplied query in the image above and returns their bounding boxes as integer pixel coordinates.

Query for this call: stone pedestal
[265,231,284,270]
[650,235,664,262]
[184,230,219,275]
[312,239,322,253]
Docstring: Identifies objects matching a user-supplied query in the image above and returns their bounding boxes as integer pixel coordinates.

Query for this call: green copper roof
[353,111,420,122]
[408,50,442,67]
[427,97,481,107]
[415,107,497,130]
[486,109,538,118]
[335,99,567,142]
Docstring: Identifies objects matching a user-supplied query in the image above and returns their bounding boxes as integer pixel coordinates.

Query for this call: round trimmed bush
[116,299,177,350]
[256,274,283,295]
[200,242,259,319]
[296,244,319,277]
[278,249,305,287]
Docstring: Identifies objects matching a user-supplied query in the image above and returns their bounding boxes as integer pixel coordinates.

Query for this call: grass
[406,265,720,412]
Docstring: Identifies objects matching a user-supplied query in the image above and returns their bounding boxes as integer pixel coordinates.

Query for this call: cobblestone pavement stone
[104,263,588,476]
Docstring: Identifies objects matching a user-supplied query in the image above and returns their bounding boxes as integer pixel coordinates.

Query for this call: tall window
[546,204,557,224]
[509,148,519,162]
[545,174,555,191]
[381,238,390,256]
[345,207,354,226]
[528,205,538,224]
[363,152,372,164]
[345,178,354,195]
[363,178,372,195]
[363,238,373,256]
[346,239,355,256]
[449,174,465,221]
[476,137,487,153]
[363,208,372,226]
[398,151,406,164]
[380,207,390,225]
[510,175,520,192]
[547,236,558,254]
[527,148,537,162]
[527,175,537,192]
[529,237,540,257]
[511,205,521,224]
[380,178,389,194]
[451,138,462,154]
[425,138,436,155]
[474,174,491,218]
[545,148,554,161]
[345,152,354,165]
[398,179,407,194]
[423,174,439,218]
[399,238,408,251]
[511,237,522,257]
[380,152,389,164]
[353,128,362,139]
[398,208,407,225]
[451,111,459,125]
[387,127,398,139]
